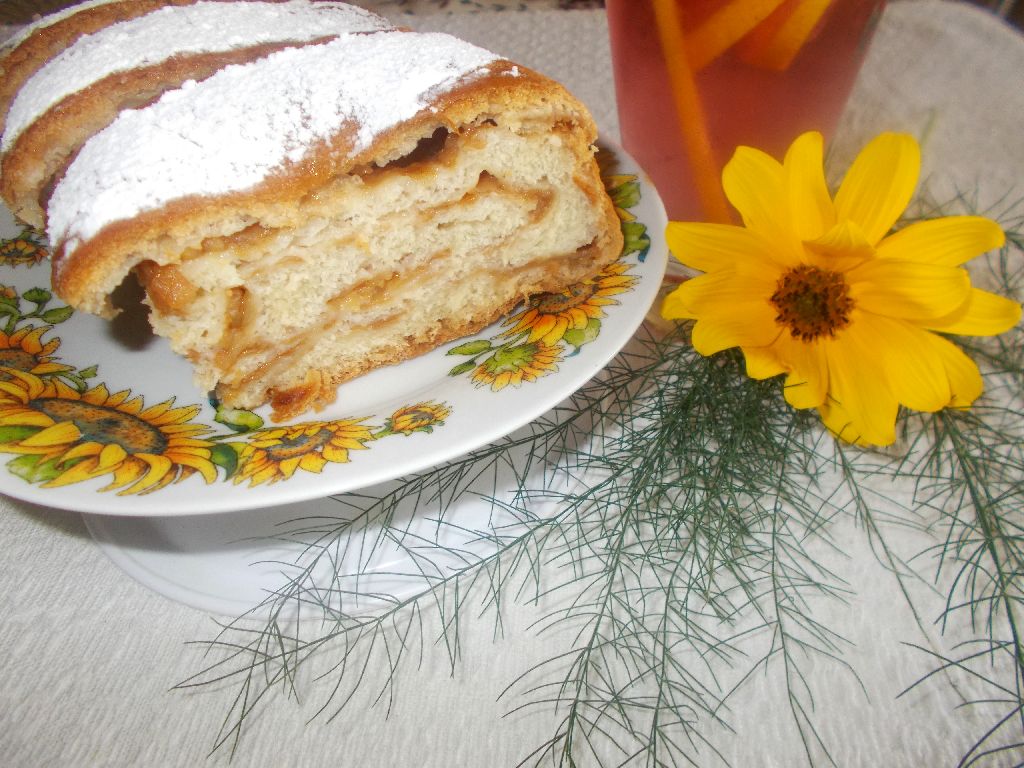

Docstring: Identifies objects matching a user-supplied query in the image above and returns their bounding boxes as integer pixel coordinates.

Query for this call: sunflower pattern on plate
[0,158,647,496]
[0,374,217,494]
[0,226,48,268]
[0,301,453,494]
[226,402,453,487]
[0,253,452,495]
[227,419,375,487]
[0,286,92,390]
[446,169,649,390]
[379,401,452,437]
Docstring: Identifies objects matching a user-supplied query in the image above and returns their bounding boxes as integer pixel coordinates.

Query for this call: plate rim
[0,137,667,517]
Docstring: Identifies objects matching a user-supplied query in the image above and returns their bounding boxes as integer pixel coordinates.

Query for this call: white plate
[0,140,667,517]
[83,414,593,617]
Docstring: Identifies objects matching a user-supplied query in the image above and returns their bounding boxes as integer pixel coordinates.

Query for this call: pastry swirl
[0,0,624,420]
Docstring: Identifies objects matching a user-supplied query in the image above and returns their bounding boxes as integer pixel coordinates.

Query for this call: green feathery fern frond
[180,219,1023,768]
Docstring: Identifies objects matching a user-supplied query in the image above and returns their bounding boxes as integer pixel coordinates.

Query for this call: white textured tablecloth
[3,3,1024,766]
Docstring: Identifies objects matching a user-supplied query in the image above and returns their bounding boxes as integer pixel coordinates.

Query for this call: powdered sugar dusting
[2,1,392,152]
[0,0,122,55]
[49,31,501,258]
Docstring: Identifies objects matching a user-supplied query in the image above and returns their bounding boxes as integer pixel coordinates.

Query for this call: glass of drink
[607,0,886,222]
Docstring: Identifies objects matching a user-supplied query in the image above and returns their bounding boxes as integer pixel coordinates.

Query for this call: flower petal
[31,363,74,375]
[722,145,796,248]
[298,452,327,474]
[817,398,870,448]
[171,453,218,484]
[139,399,173,421]
[0,406,51,427]
[661,279,703,320]
[132,454,174,492]
[833,132,920,245]
[665,222,789,272]
[858,313,951,412]
[82,384,110,406]
[0,379,33,404]
[138,469,178,495]
[691,307,780,355]
[105,459,146,490]
[852,322,983,411]
[924,287,1021,336]
[539,317,569,346]
[42,457,102,488]
[20,326,46,354]
[742,345,786,379]
[803,219,875,271]
[820,326,899,446]
[847,260,971,321]
[784,131,835,241]
[21,421,82,447]
[278,456,303,479]
[876,216,1005,266]
[662,272,781,353]
[663,270,776,314]
[322,444,352,463]
[97,443,128,471]
[925,334,984,408]
[328,437,369,451]
[60,441,103,462]
[773,334,829,409]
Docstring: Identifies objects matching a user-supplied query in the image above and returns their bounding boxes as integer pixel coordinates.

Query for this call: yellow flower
[0,325,74,379]
[233,418,373,486]
[0,229,48,266]
[386,401,450,435]
[471,342,562,391]
[661,131,1021,446]
[0,371,216,493]
[501,261,638,346]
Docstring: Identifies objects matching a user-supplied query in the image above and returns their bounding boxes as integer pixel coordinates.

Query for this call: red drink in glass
[607,0,885,222]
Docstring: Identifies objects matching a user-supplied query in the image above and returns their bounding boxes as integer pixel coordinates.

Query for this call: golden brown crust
[0,0,201,136]
[1,38,330,227]
[17,9,624,421]
[51,59,600,314]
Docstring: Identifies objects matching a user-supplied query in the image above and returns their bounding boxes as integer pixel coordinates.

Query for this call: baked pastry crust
[0,0,391,226]
[0,0,195,135]
[2,2,625,421]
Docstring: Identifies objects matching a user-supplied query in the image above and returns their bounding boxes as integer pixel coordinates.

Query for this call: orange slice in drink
[651,0,733,222]
[685,0,786,72]
[737,0,835,70]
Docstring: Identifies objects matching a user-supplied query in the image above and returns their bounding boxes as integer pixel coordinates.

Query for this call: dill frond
[180,216,1023,768]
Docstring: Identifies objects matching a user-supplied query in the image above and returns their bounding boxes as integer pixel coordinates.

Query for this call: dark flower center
[533,282,596,314]
[770,265,853,342]
[263,429,332,462]
[31,398,168,454]
[0,349,39,378]
[393,407,434,431]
